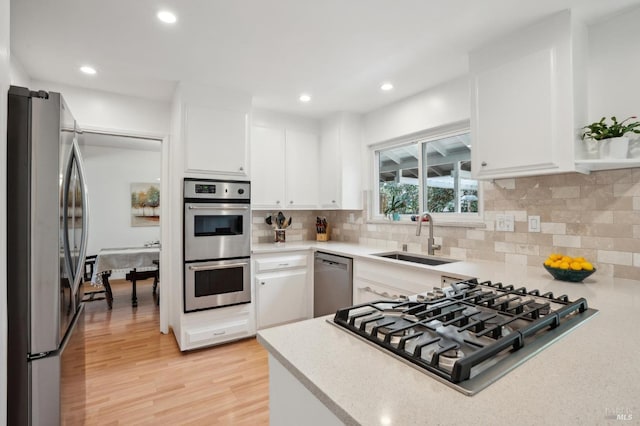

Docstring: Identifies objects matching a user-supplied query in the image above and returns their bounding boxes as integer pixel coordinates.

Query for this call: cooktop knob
[238,188,245,195]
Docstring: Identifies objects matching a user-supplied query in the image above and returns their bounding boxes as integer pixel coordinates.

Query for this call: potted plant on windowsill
[383,195,406,221]
[581,116,640,159]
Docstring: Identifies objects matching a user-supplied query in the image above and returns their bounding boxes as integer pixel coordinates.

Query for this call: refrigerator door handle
[62,135,90,311]
[61,144,75,308]
[71,136,90,296]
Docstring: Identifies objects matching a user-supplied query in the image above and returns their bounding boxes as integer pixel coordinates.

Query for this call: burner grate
[333,278,594,386]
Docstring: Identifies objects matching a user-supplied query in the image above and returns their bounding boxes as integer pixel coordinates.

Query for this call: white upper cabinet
[285,130,319,208]
[251,125,286,208]
[184,104,249,176]
[319,113,362,209]
[250,123,319,209]
[470,10,587,180]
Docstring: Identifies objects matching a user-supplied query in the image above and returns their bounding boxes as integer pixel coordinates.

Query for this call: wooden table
[92,247,160,308]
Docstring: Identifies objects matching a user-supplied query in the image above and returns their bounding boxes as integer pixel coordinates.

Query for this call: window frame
[371,120,483,223]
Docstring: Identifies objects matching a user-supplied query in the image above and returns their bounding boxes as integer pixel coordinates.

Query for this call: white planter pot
[599,136,629,159]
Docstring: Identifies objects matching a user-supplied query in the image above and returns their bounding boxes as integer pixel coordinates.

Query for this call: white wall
[252,107,320,134]
[31,79,171,136]
[362,76,470,146]
[9,53,30,87]
[360,76,471,191]
[82,143,161,256]
[1,0,9,422]
[588,6,640,121]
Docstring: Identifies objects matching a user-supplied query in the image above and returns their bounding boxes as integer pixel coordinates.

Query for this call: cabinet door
[257,270,308,329]
[285,130,319,208]
[471,49,557,178]
[251,126,286,208]
[184,105,248,176]
[318,122,340,208]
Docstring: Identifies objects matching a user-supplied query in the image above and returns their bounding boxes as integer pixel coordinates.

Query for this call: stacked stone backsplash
[253,168,640,279]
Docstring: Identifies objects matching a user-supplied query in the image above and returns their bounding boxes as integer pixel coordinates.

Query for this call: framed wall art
[130,182,160,227]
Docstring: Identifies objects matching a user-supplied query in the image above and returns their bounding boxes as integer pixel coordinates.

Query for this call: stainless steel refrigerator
[7,86,88,425]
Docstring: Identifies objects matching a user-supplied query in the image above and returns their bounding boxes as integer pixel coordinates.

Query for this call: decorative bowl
[543,264,596,282]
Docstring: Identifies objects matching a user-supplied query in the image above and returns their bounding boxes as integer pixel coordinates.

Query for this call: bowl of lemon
[543,253,595,282]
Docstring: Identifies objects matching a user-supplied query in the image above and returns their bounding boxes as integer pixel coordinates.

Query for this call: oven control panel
[184,178,251,201]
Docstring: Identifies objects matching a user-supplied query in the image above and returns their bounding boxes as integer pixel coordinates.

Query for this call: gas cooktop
[332,279,598,395]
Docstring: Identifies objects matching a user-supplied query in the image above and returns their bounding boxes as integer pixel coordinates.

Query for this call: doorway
[79,131,166,329]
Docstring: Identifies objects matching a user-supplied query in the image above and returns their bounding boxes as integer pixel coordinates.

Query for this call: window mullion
[418,141,425,214]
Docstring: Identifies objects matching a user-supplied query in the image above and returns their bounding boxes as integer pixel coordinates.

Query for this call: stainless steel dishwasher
[314,252,353,317]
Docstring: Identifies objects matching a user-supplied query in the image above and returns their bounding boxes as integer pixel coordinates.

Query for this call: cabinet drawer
[184,319,251,347]
[254,254,308,273]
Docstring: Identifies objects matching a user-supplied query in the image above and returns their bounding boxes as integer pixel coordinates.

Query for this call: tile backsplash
[253,168,640,279]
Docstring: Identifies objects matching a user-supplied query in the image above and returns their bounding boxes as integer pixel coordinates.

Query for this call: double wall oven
[183,179,251,312]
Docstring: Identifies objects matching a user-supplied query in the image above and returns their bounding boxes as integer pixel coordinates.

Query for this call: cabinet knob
[261,281,265,285]
[276,200,280,204]
[332,200,336,203]
[481,161,487,167]
[239,166,244,171]
[289,201,293,204]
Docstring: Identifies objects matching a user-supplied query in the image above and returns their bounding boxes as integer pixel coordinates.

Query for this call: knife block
[316,226,330,241]
[274,229,286,243]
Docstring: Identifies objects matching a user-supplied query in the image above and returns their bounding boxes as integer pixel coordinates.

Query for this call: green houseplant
[581,116,640,140]
[383,194,406,221]
[581,116,640,159]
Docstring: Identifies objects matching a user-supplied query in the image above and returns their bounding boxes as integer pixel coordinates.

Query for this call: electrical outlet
[528,215,541,232]
[504,215,514,232]
[496,214,514,232]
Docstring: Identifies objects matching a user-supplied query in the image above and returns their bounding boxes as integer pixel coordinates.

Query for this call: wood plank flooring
[65,279,269,425]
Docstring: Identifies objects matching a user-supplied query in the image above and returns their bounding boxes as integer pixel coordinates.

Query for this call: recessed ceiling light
[380,82,394,91]
[80,66,96,75]
[299,93,311,103]
[157,10,177,24]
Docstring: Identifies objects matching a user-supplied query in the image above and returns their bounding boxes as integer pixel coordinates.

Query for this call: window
[375,129,479,220]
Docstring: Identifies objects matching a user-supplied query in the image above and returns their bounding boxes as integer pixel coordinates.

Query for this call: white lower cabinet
[254,252,311,329]
[178,302,255,351]
[268,354,342,426]
[184,318,252,347]
[353,259,451,305]
[354,280,410,305]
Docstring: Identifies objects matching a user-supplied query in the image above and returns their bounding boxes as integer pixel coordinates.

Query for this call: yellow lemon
[570,262,582,271]
[551,260,562,268]
[561,256,572,263]
[559,262,570,270]
[581,261,594,271]
[544,259,553,266]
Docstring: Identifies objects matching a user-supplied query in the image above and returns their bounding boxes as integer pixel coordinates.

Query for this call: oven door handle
[187,205,250,211]
[188,262,248,271]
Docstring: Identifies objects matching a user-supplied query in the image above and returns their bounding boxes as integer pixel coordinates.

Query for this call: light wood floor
[65,279,270,425]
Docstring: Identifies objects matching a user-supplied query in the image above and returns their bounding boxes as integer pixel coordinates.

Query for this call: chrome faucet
[415,212,441,255]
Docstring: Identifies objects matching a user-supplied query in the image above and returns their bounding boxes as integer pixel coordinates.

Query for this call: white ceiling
[10,0,640,118]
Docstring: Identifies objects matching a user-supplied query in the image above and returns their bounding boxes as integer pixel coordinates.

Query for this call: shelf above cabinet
[575,159,640,173]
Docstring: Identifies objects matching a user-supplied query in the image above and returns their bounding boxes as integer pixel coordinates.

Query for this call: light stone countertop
[255,242,640,425]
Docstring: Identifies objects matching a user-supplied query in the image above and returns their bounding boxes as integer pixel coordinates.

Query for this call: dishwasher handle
[315,257,348,271]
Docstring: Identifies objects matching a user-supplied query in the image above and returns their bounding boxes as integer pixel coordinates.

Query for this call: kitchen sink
[372,251,457,266]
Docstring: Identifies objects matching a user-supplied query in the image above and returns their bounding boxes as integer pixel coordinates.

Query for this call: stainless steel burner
[332,279,599,395]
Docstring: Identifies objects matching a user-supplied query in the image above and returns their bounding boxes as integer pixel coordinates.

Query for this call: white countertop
[256,242,640,425]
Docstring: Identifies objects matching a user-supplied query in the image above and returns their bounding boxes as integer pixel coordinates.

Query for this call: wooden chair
[81,255,113,309]
[152,259,160,306]
[125,267,159,307]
